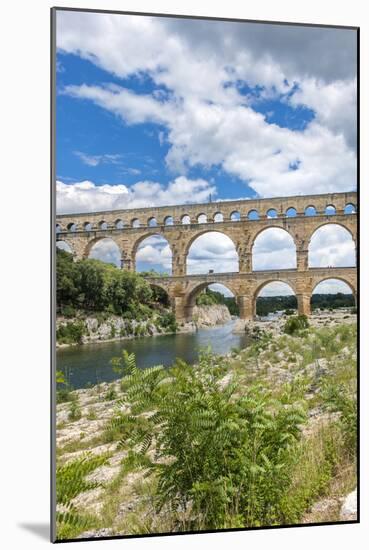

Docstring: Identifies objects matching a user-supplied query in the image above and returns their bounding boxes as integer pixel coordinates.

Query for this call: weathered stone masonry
[56,191,357,322]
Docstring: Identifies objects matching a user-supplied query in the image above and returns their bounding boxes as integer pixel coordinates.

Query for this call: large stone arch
[56,239,74,255]
[84,236,122,264]
[311,275,357,303]
[183,280,239,322]
[251,279,297,318]
[183,228,239,258]
[251,227,297,272]
[147,282,173,308]
[81,234,123,268]
[132,232,174,275]
[308,223,356,268]
[250,224,296,249]
[306,220,356,242]
[185,230,239,276]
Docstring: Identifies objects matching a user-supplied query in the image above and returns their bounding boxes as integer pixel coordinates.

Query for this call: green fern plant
[109,351,307,530]
[56,453,108,539]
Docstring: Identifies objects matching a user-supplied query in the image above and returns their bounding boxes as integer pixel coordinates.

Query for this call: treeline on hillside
[196,288,239,316]
[311,293,355,310]
[56,249,169,319]
[256,293,355,316]
[256,295,297,316]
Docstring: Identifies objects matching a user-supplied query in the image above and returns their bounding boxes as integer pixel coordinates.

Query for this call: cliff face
[193,304,232,328]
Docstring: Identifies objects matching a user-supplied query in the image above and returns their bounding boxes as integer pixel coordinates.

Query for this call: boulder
[340,489,357,521]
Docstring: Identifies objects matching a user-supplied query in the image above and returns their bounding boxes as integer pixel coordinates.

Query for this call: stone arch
[84,222,93,231]
[308,223,356,267]
[325,205,336,216]
[311,276,356,297]
[230,210,241,221]
[115,219,124,229]
[307,220,355,242]
[99,220,108,230]
[164,215,174,226]
[305,205,317,216]
[133,233,173,275]
[213,212,224,223]
[131,218,140,228]
[56,224,62,234]
[56,240,74,254]
[185,230,239,274]
[148,217,158,227]
[148,282,172,308]
[197,213,207,224]
[67,222,77,232]
[181,214,191,225]
[252,280,297,318]
[266,208,278,219]
[286,207,297,217]
[248,209,259,220]
[84,236,121,262]
[344,203,356,214]
[251,227,297,271]
[183,281,238,322]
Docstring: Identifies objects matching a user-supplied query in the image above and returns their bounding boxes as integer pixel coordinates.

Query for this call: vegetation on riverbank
[55,318,357,539]
[256,293,355,317]
[56,249,176,343]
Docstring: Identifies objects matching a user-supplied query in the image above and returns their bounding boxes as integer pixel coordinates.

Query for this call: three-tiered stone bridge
[56,191,357,322]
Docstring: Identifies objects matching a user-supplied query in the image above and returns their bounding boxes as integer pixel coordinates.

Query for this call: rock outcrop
[193,304,231,327]
[340,489,357,521]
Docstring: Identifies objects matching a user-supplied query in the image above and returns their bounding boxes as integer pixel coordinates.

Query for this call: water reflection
[57,320,249,389]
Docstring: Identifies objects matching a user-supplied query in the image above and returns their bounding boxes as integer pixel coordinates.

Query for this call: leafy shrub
[157,311,177,333]
[57,388,72,404]
[283,315,309,335]
[68,396,82,421]
[110,351,307,530]
[62,305,77,318]
[57,321,85,344]
[105,387,118,401]
[56,369,73,403]
[322,376,357,454]
[86,408,97,420]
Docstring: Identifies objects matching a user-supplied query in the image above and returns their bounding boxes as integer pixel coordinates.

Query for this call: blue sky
[56,11,357,294]
[57,51,316,200]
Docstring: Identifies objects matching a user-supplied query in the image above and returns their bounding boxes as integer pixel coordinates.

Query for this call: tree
[56,249,80,310]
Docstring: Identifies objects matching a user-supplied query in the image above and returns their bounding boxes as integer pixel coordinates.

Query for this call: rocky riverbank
[232,308,356,336]
[56,304,234,347]
[56,315,357,538]
[56,312,191,348]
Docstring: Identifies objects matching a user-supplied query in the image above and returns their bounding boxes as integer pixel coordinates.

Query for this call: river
[56,319,250,389]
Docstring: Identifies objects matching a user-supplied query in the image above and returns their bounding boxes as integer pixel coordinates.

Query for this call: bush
[157,311,177,333]
[105,387,118,401]
[57,321,85,344]
[62,305,77,318]
[68,395,82,421]
[283,315,309,335]
[110,351,307,530]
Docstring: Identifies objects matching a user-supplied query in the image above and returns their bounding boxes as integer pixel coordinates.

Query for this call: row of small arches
[56,203,356,233]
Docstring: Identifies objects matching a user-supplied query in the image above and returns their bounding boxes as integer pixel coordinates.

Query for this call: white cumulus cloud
[56,177,217,214]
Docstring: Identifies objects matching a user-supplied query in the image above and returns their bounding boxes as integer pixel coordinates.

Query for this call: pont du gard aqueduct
[56,191,357,323]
